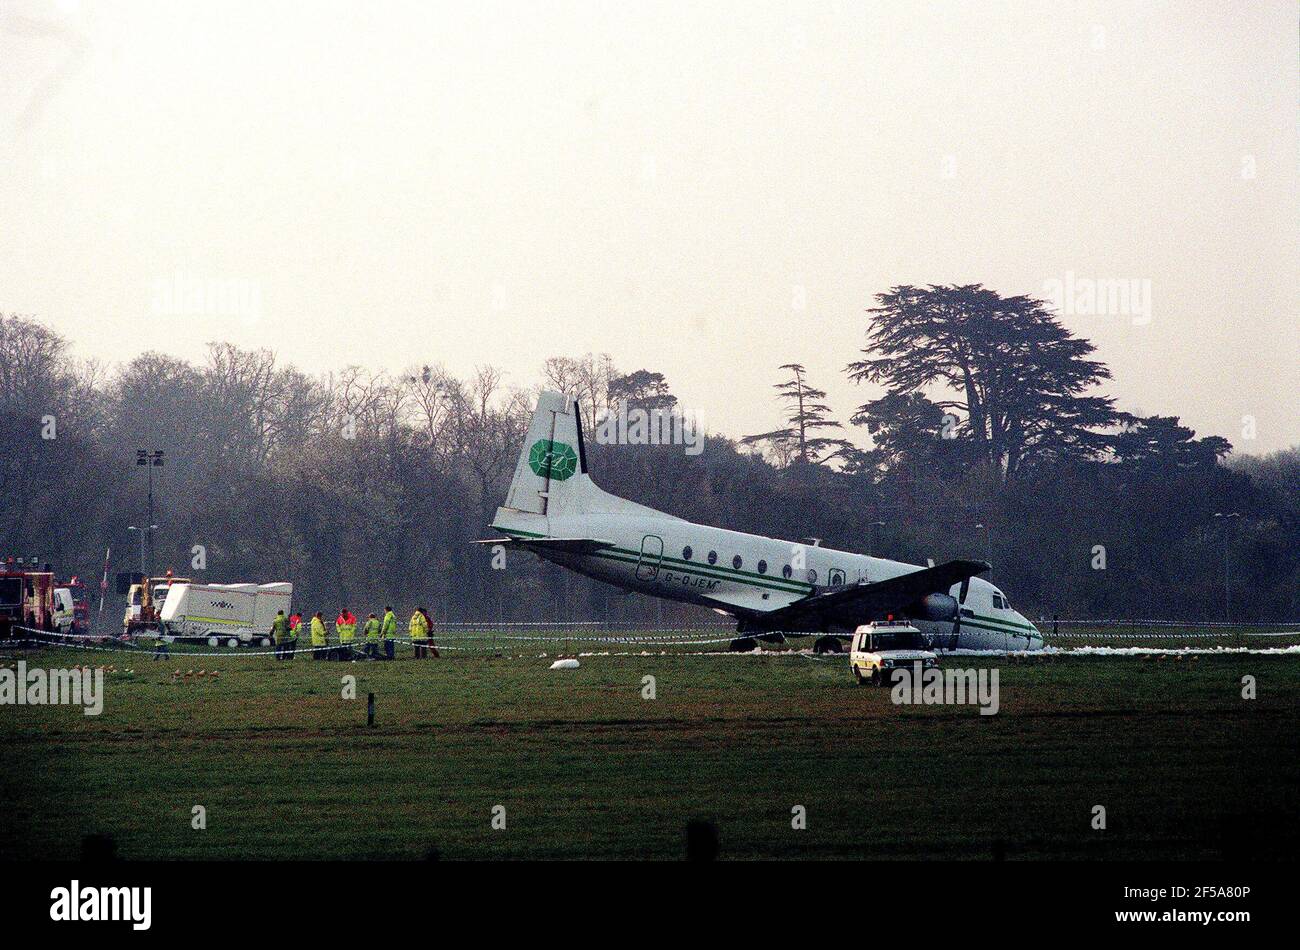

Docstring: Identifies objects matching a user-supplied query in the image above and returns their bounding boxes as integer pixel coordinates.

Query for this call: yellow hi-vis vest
[336,616,356,643]
[381,611,398,639]
[364,618,380,642]
[310,617,327,647]
[410,611,429,640]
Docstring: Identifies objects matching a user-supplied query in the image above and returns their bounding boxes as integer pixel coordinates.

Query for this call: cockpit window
[992,594,1006,610]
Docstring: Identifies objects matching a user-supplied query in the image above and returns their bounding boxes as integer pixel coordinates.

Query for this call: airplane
[481,391,1044,653]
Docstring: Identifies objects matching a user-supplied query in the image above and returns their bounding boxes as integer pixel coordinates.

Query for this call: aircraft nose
[1018,614,1044,649]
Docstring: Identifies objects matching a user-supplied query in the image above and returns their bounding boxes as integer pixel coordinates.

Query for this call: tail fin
[494,392,667,531]
[503,391,588,516]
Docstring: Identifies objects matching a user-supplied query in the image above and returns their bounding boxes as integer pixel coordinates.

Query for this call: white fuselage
[493,391,1042,651]
[494,509,1043,651]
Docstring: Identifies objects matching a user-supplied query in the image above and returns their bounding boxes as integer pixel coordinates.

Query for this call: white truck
[158,582,293,647]
[52,587,76,635]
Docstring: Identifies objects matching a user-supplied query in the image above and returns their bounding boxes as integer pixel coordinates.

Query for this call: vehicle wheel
[729,637,758,652]
[870,668,883,687]
[852,668,865,686]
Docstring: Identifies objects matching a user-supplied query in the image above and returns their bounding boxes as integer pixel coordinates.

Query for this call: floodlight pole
[1214,512,1240,623]
[974,522,993,566]
[136,449,165,577]
[867,521,885,558]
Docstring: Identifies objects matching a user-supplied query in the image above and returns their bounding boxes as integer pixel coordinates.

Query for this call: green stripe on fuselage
[959,617,1038,637]
[587,549,808,596]
[496,526,812,595]
[494,526,1039,630]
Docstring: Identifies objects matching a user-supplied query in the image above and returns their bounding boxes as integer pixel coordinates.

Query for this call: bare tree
[401,363,462,463]
[542,352,616,426]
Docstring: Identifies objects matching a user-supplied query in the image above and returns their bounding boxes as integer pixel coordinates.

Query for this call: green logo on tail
[528,440,578,481]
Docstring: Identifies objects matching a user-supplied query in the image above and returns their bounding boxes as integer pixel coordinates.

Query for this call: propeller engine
[947,577,973,649]
[909,592,958,622]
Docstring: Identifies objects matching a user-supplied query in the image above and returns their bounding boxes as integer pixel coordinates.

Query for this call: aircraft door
[636,535,664,581]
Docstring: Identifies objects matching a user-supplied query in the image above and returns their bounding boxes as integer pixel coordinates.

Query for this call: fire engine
[63,576,91,633]
[0,559,58,639]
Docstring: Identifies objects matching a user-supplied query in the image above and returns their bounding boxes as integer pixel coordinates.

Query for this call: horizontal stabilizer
[475,536,615,555]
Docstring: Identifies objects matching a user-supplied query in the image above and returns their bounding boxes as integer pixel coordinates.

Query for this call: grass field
[1,640,1297,860]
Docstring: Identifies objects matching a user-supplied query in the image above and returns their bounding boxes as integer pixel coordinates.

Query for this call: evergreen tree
[847,284,1124,479]
[742,363,855,466]
[607,370,677,413]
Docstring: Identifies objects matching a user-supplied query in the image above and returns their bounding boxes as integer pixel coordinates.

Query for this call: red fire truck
[0,561,57,638]
[63,575,91,633]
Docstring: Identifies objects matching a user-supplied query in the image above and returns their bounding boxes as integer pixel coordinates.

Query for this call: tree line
[1,284,1295,627]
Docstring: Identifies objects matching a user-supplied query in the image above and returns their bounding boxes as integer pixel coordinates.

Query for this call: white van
[158,582,292,646]
[52,587,76,634]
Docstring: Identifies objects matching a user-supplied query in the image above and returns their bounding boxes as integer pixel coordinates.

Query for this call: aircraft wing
[745,559,990,633]
[475,537,615,555]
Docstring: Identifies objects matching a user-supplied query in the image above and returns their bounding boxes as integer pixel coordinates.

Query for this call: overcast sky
[1,0,1296,454]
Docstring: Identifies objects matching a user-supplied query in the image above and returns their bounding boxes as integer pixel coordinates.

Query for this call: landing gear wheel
[729,637,758,652]
[813,636,843,654]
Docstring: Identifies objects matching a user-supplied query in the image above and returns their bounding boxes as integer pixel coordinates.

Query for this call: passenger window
[757,560,767,574]
[682,546,692,560]
[782,565,792,579]
[732,555,742,570]
[707,551,717,565]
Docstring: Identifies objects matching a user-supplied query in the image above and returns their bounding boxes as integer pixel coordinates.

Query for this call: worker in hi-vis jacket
[381,607,398,660]
[335,608,357,660]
